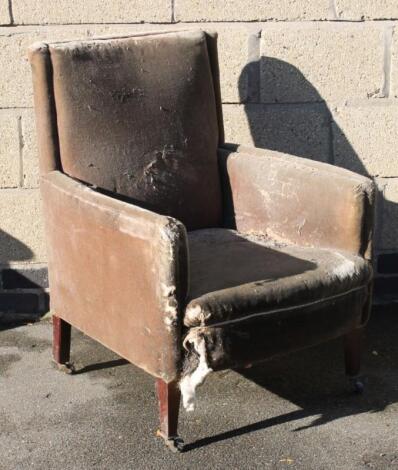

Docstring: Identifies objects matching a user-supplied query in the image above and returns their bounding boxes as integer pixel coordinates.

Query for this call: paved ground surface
[1,306,397,470]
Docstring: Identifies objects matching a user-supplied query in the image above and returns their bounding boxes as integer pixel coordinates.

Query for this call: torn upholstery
[185,229,372,328]
[41,171,188,382]
[31,30,223,231]
[29,31,375,412]
[219,144,375,259]
[180,146,374,409]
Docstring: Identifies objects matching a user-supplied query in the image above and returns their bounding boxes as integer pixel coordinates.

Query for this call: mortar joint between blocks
[7,0,14,25]
[171,0,175,23]
[329,0,339,20]
[17,115,24,188]
[382,26,394,98]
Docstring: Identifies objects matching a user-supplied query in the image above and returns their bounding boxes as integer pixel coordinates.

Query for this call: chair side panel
[41,174,183,381]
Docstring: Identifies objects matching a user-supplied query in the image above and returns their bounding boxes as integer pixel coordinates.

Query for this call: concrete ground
[1,307,397,470]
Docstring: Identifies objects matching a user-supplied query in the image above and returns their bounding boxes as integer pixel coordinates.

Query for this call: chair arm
[219,144,376,259]
[41,171,188,382]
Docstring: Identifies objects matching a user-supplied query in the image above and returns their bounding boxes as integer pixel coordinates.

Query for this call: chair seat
[184,229,372,328]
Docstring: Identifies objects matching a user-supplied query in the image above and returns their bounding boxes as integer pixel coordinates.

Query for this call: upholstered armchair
[29,30,375,452]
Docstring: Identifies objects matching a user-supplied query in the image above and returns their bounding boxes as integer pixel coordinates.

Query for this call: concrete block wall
[0,1,397,313]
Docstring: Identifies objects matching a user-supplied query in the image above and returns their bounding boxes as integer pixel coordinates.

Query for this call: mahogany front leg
[156,378,184,452]
[52,315,74,373]
[344,328,364,393]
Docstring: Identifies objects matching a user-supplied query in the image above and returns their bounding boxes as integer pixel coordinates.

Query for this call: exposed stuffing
[332,253,359,281]
[142,145,179,189]
[184,304,210,326]
[297,217,306,235]
[243,229,288,248]
[161,284,178,330]
[160,219,180,262]
[353,180,373,196]
[158,220,187,331]
[180,330,212,411]
[161,284,176,297]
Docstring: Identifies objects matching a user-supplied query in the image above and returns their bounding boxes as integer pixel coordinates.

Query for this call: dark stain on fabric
[111,87,144,104]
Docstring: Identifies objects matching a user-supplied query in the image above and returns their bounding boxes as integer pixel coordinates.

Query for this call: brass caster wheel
[156,430,185,453]
[349,376,364,394]
[52,360,75,375]
[165,437,185,453]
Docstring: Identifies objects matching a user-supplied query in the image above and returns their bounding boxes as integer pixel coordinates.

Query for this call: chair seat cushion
[184,229,372,328]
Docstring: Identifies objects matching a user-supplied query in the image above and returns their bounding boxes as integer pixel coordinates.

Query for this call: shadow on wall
[0,229,46,329]
[239,57,366,165]
[184,59,398,452]
[237,58,391,252]
[171,59,398,452]
[0,229,34,266]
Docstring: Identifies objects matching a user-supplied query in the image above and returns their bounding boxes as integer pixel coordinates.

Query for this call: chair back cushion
[49,30,222,229]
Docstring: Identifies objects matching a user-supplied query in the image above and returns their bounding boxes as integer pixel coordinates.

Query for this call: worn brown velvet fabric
[49,30,222,230]
[29,30,375,385]
[41,171,188,381]
[186,286,368,372]
[219,144,375,260]
[184,229,372,328]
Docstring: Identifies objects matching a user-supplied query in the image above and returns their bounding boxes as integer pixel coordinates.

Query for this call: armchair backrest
[29,30,224,230]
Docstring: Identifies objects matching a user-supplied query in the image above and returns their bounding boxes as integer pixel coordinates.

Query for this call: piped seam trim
[187,284,368,329]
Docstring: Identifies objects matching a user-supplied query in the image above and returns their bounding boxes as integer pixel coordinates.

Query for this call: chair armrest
[219,144,375,259]
[41,171,188,382]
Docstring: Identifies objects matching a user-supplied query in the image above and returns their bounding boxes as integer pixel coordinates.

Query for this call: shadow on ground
[0,229,48,331]
[1,307,397,469]
[1,56,397,470]
[184,306,398,452]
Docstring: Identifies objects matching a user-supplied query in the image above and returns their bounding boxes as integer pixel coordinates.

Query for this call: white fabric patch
[180,332,212,411]
[332,253,358,280]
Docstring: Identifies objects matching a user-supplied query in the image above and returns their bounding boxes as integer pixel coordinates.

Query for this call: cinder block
[376,178,398,251]
[260,25,384,103]
[2,266,49,289]
[223,103,331,162]
[0,27,84,107]
[223,104,253,146]
[0,189,46,263]
[175,0,332,22]
[12,0,171,24]
[0,111,20,188]
[374,276,398,301]
[0,0,10,24]
[0,24,157,107]
[21,109,39,188]
[215,27,252,103]
[377,253,398,274]
[1,23,253,107]
[390,30,398,98]
[0,293,39,313]
[332,104,398,177]
[335,1,398,20]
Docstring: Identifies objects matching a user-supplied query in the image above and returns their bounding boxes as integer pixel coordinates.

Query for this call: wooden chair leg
[344,328,364,393]
[52,315,74,373]
[156,378,184,452]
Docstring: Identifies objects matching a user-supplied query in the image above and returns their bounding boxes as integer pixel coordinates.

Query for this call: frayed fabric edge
[180,331,212,411]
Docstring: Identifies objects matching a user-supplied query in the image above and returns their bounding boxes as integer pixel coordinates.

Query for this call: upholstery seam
[188,284,368,329]
[231,146,371,185]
